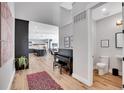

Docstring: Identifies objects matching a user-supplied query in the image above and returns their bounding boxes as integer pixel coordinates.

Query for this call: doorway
[91,2,122,89]
[28,21,59,56]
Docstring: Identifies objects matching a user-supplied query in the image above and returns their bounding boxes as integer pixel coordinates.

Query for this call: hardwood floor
[11,53,122,90]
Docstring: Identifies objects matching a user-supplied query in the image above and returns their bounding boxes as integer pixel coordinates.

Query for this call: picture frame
[115,32,123,48]
[101,40,109,48]
[64,36,70,48]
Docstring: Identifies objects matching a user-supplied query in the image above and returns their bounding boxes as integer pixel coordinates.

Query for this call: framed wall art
[115,32,123,48]
[101,40,109,48]
[64,36,70,48]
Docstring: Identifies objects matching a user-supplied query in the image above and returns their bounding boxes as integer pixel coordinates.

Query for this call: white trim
[87,9,93,86]
[72,73,92,86]
[7,69,15,90]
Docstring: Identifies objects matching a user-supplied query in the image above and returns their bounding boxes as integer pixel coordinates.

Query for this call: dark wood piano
[53,49,73,75]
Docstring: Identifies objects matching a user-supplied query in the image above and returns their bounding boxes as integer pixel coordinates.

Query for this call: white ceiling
[15,2,73,26]
[15,2,61,26]
[60,2,73,10]
[92,2,122,21]
[15,2,122,26]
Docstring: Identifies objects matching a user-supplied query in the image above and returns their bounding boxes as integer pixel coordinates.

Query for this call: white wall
[59,7,72,27]
[72,13,89,83]
[0,2,15,90]
[72,2,94,86]
[59,23,73,49]
[29,21,59,48]
[59,7,73,49]
[59,3,93,86]
[94,13,122,75]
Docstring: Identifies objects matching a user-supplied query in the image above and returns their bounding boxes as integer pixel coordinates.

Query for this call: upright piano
[53,49,73,75]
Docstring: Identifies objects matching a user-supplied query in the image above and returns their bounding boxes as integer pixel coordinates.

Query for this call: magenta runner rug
[27,71,63,90]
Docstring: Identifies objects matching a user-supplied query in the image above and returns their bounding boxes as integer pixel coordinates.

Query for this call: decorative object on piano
[101,40,109,48]
[115,32,123,48]
[64,36,70,48]
[0,2,14,67]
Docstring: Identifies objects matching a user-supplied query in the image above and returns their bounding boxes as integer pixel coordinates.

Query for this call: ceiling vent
[74,11,86,23]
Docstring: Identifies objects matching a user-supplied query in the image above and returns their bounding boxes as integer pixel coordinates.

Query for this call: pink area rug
[27,71,63,90]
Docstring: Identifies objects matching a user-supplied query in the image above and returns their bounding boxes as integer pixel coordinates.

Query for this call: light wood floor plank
[11,53,122,90]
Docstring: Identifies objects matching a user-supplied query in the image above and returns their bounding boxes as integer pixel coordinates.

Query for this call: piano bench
[53,60,68,74]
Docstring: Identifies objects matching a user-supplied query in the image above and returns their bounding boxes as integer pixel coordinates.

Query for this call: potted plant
[15,56,27,70]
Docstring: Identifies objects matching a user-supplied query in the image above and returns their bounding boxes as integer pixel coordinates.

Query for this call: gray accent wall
[15,19,29,59]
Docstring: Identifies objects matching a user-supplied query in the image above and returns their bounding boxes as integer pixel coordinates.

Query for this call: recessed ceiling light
[102,8,106,12]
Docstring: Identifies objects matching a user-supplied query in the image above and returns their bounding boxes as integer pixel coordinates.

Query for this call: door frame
[88,2,107,86]
[90,2,123,88]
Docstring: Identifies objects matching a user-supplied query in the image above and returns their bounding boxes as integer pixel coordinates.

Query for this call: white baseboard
[72,73,92,86]
[7,69,15,90]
